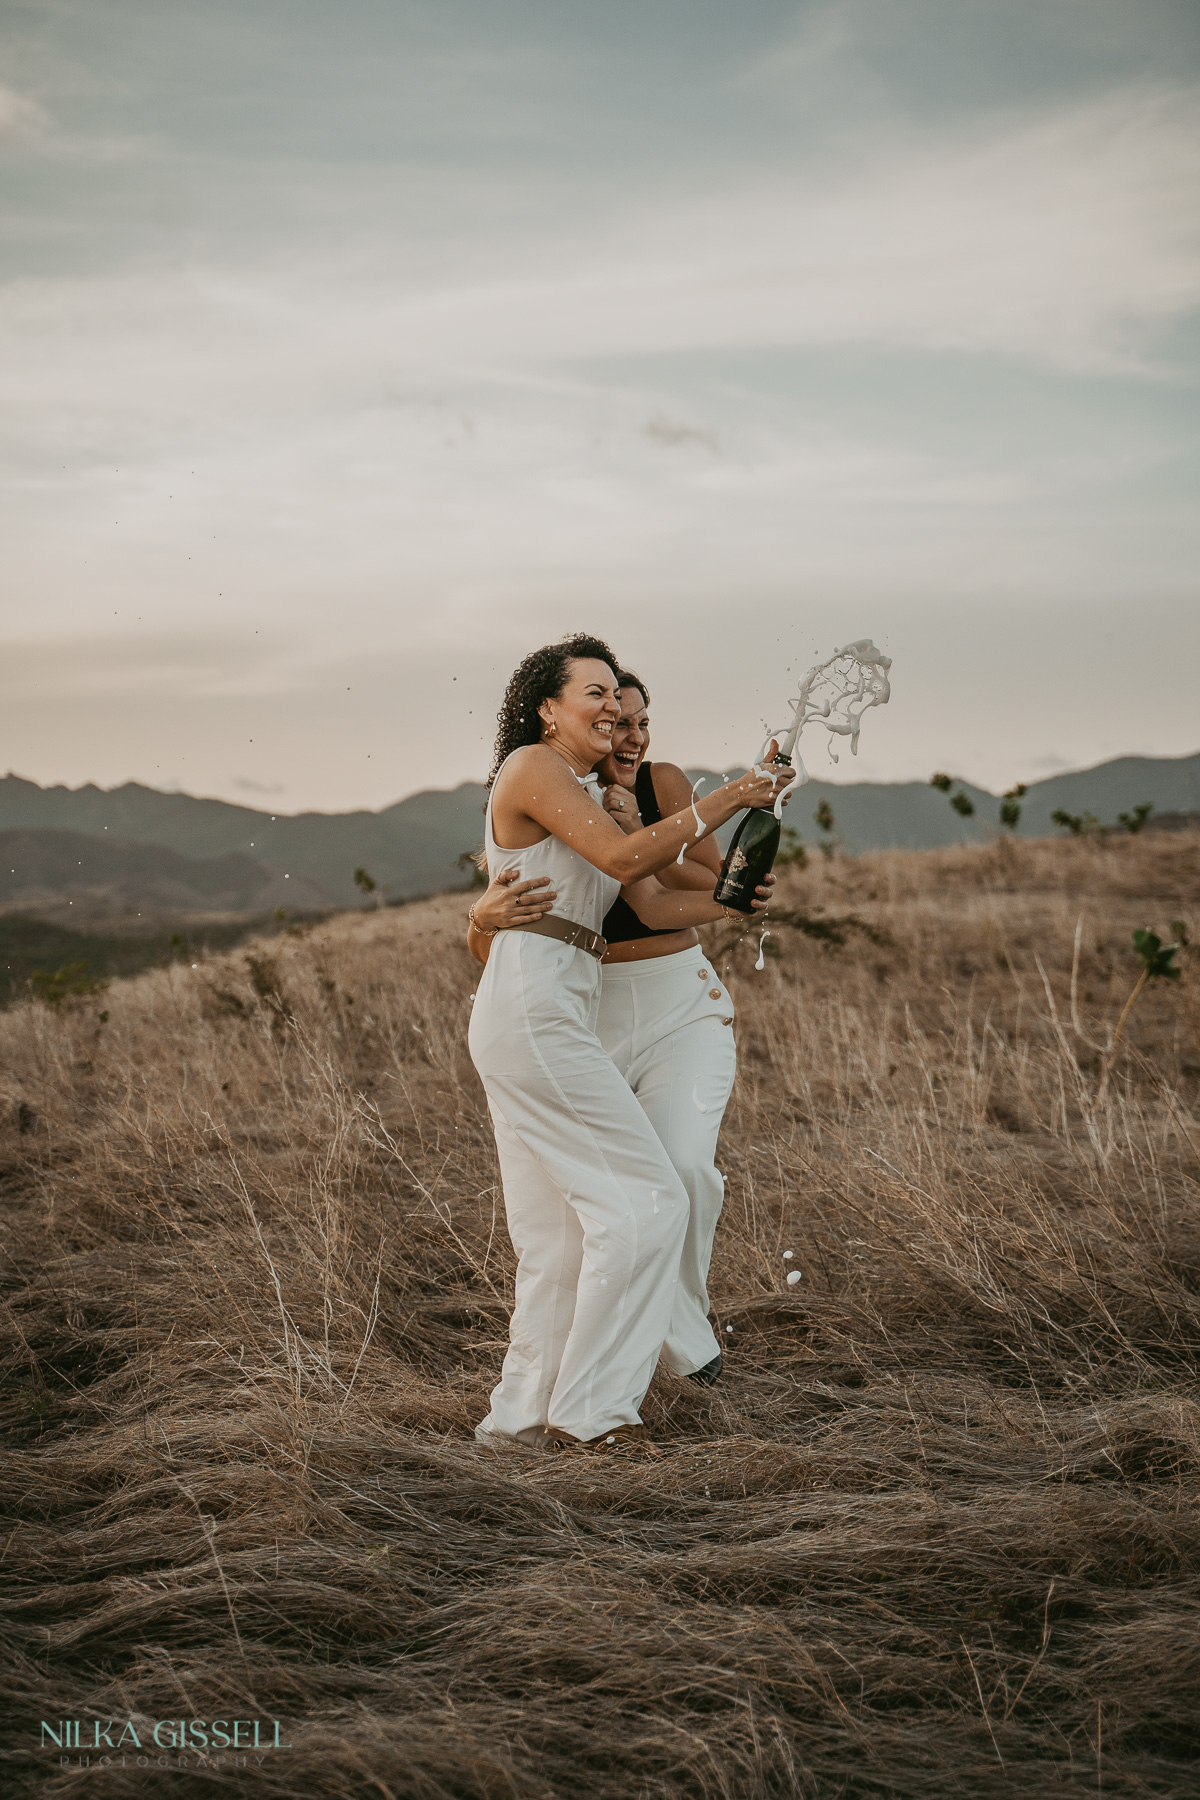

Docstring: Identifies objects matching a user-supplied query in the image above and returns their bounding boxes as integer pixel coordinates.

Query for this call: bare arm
[491,744,789,885]
[620,873,772,929]
[466,871,557,967]
[599,776,746,926]
[467,813,771,943]
[646,762,724,890]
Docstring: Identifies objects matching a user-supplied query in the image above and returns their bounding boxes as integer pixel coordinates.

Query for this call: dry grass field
[2,832,1198,1799]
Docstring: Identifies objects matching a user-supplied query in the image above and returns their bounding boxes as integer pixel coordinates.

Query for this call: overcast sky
[2,0,1198,811]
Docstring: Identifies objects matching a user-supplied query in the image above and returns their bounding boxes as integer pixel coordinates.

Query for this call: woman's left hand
[748,872,776,914]
[472,869,558,932]
[602,784,642,835]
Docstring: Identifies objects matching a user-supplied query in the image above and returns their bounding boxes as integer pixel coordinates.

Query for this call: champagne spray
[714,639,892,913]
[755,639,892,817]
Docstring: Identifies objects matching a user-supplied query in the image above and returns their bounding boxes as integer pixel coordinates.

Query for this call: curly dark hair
[615,669,649,707]
[488,634,621,786]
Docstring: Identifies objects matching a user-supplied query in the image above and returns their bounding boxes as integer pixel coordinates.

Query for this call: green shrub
[30,962,108,1007]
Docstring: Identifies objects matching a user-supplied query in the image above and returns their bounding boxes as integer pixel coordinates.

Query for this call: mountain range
[1,753,1196,918]
[0,828,321,919]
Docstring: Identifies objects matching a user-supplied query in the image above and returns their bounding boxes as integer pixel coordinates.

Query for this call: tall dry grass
[1,831,1198,1797]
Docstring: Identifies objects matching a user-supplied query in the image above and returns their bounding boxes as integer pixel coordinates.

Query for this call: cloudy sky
[2,0,1198,810]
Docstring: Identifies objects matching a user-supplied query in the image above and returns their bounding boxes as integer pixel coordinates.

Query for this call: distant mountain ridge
[0,828,324,919]
[0,775,484,909]
[1,753,1196,913]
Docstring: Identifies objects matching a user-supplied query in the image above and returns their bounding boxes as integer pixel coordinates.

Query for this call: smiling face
[538,657,621,770]
[596,686,650,789]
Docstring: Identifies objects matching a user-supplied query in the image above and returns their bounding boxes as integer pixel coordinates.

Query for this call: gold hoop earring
[545,719,557,737]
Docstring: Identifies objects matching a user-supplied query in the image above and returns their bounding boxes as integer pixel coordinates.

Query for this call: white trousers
[468,931,690,1444]
[595,945,736,1377]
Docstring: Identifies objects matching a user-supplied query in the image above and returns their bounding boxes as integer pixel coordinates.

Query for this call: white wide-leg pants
[468,931,690,1445]
[595,945,736,1378]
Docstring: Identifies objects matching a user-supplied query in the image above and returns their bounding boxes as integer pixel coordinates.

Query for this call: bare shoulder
[651,760,723,872]
[494,743,575,793]
[649,761,700,808]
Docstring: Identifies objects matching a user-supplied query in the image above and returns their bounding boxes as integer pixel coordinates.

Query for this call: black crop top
[601,762,682,945]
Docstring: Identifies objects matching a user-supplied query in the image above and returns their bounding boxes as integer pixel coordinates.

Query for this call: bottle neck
[751,752,789,811]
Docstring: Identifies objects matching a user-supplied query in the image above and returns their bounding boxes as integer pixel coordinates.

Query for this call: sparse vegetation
[1,831,1198,1797]
[1096,927,1182,1099]
[1119,802,1155,835]
[930,770,976,820]
[999,782,1027,831]
[813,797,837,858]
[0,913,323,1010]
[28,959,108,1007]
[775,825,808,869]
[353,866,384,908]
[1052,803,1154,838]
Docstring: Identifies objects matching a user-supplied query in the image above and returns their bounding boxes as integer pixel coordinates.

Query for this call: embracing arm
[620,872,773,929]
[493,744,789,886]
[647,762,725,891]
[599,775,755,927]
[466,871,557,967]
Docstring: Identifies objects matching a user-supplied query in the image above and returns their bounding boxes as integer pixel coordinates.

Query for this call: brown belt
[504,913,607,961]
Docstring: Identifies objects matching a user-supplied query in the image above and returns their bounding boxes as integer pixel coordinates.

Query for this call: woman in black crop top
[469,672,765,1388]
[595,682,730,964]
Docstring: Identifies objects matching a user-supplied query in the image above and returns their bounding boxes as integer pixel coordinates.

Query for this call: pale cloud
[232,775,286,794]
[1,0,1197,810]
[744,0,1200,114]
[3,82,1197,459]
[0,81,46,141]
[0,633,296,700]
[352,87,1199,373]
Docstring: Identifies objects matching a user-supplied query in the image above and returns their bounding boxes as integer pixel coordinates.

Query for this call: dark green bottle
[713,756,790,913]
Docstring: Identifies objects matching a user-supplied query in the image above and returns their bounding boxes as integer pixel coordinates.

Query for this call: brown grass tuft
[1,834,1198,1796]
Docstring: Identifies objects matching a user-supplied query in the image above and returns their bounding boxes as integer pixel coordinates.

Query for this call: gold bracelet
[468,906,498,937]
[719,906,744,922]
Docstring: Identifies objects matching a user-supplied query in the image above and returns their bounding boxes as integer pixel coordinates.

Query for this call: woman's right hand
[471,869,557,931]
[719,741,795,814]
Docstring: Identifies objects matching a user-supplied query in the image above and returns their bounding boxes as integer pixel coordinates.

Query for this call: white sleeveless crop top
[485,755,620,938]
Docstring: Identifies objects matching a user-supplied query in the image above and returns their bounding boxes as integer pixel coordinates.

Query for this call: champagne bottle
[713,756,790,913]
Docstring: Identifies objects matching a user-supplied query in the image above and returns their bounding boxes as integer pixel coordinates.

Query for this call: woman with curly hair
[468,634,791,1452]
[469,669,740,1397]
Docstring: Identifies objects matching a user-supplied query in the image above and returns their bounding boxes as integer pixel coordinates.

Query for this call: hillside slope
[1,833,1196,1795]
[0,828,323,919]
[0,776,488,905]
[0,911,276,1007]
